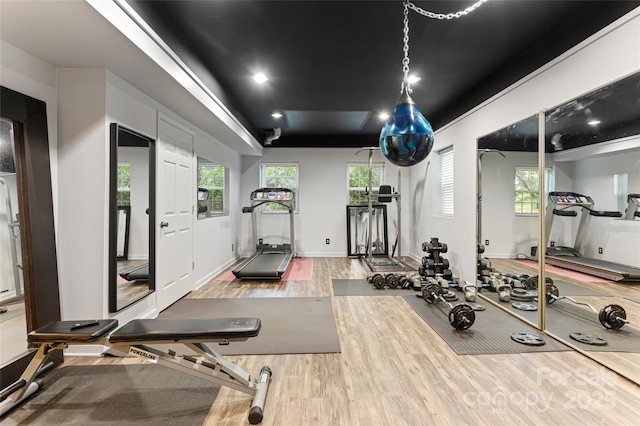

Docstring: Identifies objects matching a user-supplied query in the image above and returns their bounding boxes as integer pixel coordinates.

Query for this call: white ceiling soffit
[0,0,262,156]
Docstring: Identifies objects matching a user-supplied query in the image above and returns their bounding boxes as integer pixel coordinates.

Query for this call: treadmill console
[549,192,593,206]
[251,188,293,201]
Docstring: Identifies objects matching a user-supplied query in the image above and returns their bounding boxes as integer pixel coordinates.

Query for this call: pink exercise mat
[217,257,313,281]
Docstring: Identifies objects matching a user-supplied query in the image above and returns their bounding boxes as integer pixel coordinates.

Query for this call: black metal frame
[109,123,156,313]
[346,204,388,258]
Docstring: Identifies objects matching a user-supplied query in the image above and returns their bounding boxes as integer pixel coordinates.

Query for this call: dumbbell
[524,275,553,290]
[421,280,475,330]
[385,273,400,289]
[544,283,629,330]
[368,273,386,289]
[424,257,450,270]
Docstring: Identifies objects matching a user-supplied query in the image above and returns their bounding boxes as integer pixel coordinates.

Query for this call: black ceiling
[129,0,639,148]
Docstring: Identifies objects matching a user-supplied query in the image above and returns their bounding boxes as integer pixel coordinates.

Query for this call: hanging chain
[400,0,489,93]
[402,1,411,92]
[406,0,489,20]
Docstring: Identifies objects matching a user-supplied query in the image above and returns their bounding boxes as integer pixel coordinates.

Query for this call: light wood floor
[56,257,640,425]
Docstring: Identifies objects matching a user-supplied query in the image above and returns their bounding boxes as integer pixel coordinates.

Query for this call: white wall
[192,130,242,288]
[408,9,640,283]
[239,148,408,258]
[57,68,108,321]
[0,39,58,250]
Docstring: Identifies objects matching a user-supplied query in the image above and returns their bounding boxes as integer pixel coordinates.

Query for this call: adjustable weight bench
[0,318,272,424]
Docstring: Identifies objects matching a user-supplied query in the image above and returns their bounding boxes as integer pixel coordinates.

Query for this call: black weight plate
[546,283,559,304]
[569,332,608,346]
[599,304,627,330]
[512,302,537,311]
[511,332,545,346]
[372,275,386,289]
[449,304,475,330]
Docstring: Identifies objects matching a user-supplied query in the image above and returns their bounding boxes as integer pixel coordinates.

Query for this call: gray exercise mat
[0,307,25,323]
[482,292,640,352]
[159,297,341,355]
[332,279,418,296]
[3,364,219,425]
[547,279,609,296]
[402,295,570,355]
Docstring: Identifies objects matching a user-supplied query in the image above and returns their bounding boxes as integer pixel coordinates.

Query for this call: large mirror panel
[109,124,155,312]
[542,72,640,384]
[0,118,26,367]
[476,114,543,328]
[475,72,640,386]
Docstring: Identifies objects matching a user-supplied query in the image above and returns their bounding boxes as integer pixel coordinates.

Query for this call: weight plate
[449,304,475,330]
[422,283,442,304]
[525,276,538,290]
[512,302,537,311]
[569,332,608,346]
[546,283,559,304]
[510,292,536,302]
[511,288,527,295]
[443,291,458,302]
[599,304,627,330]
[466,302,486,311]
[511,332,545,346]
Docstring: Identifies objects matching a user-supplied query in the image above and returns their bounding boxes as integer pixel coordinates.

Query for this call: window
[347,163,385,205]
[440,147,454,216]
[197,157,228,217]
[117,163,130,206]
[514,166,553,215]
[614,173,628,214]
[260,163,298,212]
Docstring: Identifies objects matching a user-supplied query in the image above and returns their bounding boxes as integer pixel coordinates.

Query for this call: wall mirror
[476,71,640,385]
[476,113,542,329]
[109,123,155,312]
[1,86,60,388]
[0,118,26,368]
[196,157,228,219]
[542,71,640,385]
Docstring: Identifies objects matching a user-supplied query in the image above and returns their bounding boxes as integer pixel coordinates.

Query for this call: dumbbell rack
[419,237,452,280]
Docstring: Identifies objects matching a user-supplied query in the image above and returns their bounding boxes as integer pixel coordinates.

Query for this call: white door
[156,116,194,311]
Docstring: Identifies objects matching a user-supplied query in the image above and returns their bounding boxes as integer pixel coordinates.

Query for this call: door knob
[160,221,169,228]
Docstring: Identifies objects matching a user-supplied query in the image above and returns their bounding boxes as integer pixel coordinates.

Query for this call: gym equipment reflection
[476,71,640,385]
[346,205,388,257]
[0,118,26,367]
[109,124,155,312]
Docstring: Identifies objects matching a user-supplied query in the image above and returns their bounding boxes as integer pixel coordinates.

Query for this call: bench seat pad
[28,320,119,342]
[109,318,261,343]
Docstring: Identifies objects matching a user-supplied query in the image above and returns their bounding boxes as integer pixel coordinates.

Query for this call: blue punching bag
[379,87,434,167]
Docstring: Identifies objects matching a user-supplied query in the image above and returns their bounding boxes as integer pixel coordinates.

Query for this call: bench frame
[0,319,272,424]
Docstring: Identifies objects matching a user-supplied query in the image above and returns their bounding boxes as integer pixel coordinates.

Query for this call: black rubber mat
[481,292,640,352]
[402,295,570,355]
[332,279,418,296]
[546,279,609,296]
[4,364,219,425]
[159,297,340,355]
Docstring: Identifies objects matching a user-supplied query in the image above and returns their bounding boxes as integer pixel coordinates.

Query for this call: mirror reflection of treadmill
[544,191,640,282]
[233,188,295,280]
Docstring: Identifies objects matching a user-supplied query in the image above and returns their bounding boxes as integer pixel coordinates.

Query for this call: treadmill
[544,191,640,282]
[233,188,295,280]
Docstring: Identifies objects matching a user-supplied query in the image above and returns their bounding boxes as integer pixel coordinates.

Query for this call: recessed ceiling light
[271,112,283,119]
[253,73,268,84]
[408,75,421,84]
[378,113,390,120]
[587,119,601,126]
